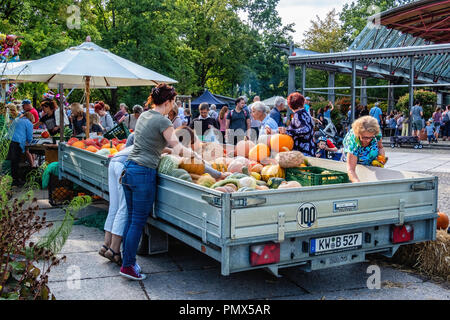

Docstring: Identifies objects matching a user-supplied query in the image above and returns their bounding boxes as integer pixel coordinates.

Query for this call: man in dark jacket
[190,103,219,139]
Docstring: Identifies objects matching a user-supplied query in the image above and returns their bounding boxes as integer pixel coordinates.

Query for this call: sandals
[104,248,123,266]
[98,245,109,258]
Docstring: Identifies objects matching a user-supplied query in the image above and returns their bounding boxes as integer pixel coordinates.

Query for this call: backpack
[231,109,248,119]
[443,112,449,124]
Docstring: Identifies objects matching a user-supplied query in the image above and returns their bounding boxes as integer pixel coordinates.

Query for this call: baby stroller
[314,136,343,161]
[316,118,344,149]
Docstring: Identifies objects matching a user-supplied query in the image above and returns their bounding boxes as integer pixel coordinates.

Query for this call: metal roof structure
[287,0,450,130]
[373,0,450,44]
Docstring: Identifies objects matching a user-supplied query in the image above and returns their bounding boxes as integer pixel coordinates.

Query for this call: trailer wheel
[418,144,423,149]
[414,144,419,149]
[390,144,395,148]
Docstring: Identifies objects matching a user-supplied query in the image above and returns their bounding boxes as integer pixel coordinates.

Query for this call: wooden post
[85,76,91,138]
[58,83,65,142]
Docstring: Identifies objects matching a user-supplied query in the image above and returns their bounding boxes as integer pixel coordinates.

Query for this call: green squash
[211,179,240,189]
[170,168,192,182]
[226,173,248,180]
[267,177,285,189]
[158,155,179,175]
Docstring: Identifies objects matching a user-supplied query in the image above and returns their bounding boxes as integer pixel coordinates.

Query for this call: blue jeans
[121,160,157,267]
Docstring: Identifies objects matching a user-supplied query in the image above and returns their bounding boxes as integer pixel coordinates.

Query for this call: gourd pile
[67,137,128,156]
[157,134,309,193]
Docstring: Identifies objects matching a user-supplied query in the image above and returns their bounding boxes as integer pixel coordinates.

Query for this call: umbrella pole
[58,83,65,142]
[85,76,91,139]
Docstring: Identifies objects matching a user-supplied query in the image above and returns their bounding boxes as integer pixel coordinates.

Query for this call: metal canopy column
[351,60,357,124]
[301,64,306,95]
[328,72,336,104]
[360,77,367,106]
[408,56,415,136]
[388,80,395,113]
[288,42,296,94]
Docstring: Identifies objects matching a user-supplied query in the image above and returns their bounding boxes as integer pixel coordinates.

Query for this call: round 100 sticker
[297,203,317,228]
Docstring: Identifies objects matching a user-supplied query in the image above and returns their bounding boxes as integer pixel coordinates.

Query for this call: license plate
[310,232,362,255]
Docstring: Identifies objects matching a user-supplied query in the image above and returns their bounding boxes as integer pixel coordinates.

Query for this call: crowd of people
[4,84,450,280]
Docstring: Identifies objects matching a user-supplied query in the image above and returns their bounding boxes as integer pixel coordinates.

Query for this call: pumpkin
[197,174,216,188]
[255,185,269,191]
[116,143,126,151]
[71,141,86,149]
[267,177,285,189]
[437,211,449,230]
[179,158,205,175]
[275,151,305,168]
[258,134,272,148]
[223,183,238,192]
[211,163,227,172]
[211,179,240,189]
[96,148,111,157]
[158,155,180,175]
[278,181,302,189]
[251,172,261,180]
[238,176,257,189]
[235,140,255,158]
[226,173,248,180]
[170,168,193,182]
[261,165,285,182]
[86,145,99,153]
[250,163,263,173]
[41,131,50,138]
[248,143,270,162]
[202,142,224,162]
[228,156,250,173]
[270,134,294,153]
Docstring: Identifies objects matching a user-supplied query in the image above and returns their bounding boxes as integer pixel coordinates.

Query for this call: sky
[276,0,356,44]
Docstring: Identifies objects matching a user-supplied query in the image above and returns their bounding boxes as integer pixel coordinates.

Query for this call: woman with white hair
[251,101,279,135]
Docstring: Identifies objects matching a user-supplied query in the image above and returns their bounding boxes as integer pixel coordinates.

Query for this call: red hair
[94,101,105,113]
[287,92,305,110]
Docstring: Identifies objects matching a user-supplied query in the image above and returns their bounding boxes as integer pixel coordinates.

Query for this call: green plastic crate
[104,122,130,140]
[285,166,349,186]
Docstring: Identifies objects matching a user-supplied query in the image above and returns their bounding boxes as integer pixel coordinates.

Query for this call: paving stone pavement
[27,148,450,301]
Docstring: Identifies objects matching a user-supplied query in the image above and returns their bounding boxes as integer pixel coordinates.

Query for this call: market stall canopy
[1,61,33,82]
[191,89,228,109]
[3,41,177,87]
[261,96,287,109]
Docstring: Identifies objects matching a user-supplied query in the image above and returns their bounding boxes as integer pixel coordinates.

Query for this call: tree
[339,0,414,46]
[300,9,346,53]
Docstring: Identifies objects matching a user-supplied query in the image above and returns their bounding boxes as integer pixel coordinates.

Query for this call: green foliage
[338,0,414,46]
[300,9,347,53]
[0,175,63,300]
[36,195,92,255]
[396,90,437,119]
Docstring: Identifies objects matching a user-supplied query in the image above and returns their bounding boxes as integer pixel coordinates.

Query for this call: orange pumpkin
[270,134,294,153]
[86,145,99,153]
[235,140,255,158]
[116,143,126,151]
[72,141,86,149]
[41,131,50,139]
[437,211,449,230]
[248,143,270,162]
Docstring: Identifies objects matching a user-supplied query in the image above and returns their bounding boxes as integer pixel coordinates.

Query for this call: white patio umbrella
[4,37,177,138]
